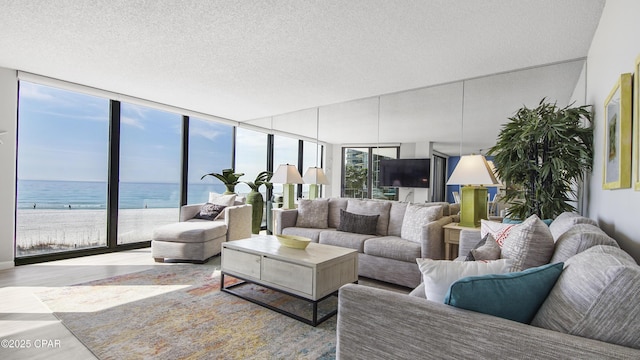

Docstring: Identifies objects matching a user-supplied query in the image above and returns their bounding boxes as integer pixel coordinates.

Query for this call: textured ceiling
[0,0,605,153]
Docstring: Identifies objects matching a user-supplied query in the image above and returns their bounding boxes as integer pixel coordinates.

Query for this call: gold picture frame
[603,73,632,190]
[634,56,640,190]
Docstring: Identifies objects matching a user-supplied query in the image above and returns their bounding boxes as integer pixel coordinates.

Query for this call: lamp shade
[302,167,329,185]
[271,164,304,184]
[486,160,504,187]
[446,154,499,186]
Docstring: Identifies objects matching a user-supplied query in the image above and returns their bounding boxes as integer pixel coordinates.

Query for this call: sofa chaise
[337,212,640,359]
[274,198,458,288]
[152,199,252,263]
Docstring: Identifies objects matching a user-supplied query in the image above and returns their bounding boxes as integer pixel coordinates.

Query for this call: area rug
[35,265,337,360]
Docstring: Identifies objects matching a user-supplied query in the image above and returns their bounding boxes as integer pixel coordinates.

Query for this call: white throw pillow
[208,192,237,206]
[416,258,514,303]
[207,193,237,219]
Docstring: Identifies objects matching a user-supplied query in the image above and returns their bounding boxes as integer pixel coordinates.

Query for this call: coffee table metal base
[221,272,347,326]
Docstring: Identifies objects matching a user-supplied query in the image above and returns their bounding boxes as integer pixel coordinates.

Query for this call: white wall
[0,67,17,270]
[584,0,640,262]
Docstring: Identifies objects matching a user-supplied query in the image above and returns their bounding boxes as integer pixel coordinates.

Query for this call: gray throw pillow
[466,234,501,261]
[295,198,329,228]
[346,199,391,236]
[337,209,379,235]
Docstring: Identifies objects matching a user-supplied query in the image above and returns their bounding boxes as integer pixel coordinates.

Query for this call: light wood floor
[0,247,410,359]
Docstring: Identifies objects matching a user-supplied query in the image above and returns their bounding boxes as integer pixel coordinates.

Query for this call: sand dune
[15,208,179,256]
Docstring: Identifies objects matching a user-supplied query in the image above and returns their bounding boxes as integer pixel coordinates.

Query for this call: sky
[18,81,238,184]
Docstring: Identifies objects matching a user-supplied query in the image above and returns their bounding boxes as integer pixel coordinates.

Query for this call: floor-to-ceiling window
[342,146,399,199]
[187,117,234,203]
[117,103,182,244]
[15,82,110,256]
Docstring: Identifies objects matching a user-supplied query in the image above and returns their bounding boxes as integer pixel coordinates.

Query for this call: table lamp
[446,154,500,227]
[302,167,329,200]
[271,164,304,209]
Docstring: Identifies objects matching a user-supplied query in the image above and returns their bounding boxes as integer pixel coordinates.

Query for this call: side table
[443,223,481,260]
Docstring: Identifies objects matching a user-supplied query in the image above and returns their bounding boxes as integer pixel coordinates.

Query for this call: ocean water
[17,180,226,210]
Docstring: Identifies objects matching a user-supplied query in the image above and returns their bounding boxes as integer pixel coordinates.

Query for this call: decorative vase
[246,190,264,234]
[224,184,236,195]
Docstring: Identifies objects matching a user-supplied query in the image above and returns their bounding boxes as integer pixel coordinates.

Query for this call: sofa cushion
[445,262,564,324]
[401,204,442,243]
[531,245,640,349]
[548,212,598,241]
[295,198,329,228]
[337,209,379,235]
[347,199,392,236]
[153,221,227,243]
[387,201,409,237]
[422,202,450,216]
[550,223,619,263]
[319,230,374,252]
[328,198,348,228]
[501,215,554,272]
[364,236,421,262]
[281,227,328,243]
[416,258,514,303]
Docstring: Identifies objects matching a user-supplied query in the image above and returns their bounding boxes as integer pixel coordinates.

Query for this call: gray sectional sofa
[274,198,458,288]
[336,212,640,359]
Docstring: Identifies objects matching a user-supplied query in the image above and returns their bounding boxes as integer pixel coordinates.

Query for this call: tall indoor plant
[488,99,593,220]
[201,168,244,195]
[243,171,273,234]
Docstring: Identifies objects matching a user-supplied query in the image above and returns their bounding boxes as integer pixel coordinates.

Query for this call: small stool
[151,220,228,263]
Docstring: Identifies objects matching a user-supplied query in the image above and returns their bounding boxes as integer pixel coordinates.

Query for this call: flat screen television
[379,158,430,188]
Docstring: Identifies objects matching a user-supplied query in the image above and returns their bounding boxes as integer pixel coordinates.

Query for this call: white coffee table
[221,235,358,326]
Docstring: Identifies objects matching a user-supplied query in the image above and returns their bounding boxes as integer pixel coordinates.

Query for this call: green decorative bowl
[276,235,311,249]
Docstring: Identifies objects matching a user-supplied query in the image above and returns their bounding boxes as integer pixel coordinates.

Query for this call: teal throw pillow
[444,262,564,324]
[503,218,552,226]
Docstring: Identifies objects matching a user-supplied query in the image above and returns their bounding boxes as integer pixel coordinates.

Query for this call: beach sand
[16,208,179,255]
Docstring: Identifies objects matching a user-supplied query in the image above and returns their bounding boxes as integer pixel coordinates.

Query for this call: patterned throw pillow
[400,204,442,243]
[337,209,379,235]
[193,203,226,221]
[480,219,515,247]
[295,199,329,228]
[501,214,555,272]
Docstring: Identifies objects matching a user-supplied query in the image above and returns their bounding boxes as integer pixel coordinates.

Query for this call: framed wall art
[602,73,632,190]
[634,56,640,190]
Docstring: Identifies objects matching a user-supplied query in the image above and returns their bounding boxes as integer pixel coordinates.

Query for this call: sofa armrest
[180,203,204,222]
[224,204,252,241]
[458,229,483,257]
[273,208,298,234]
[337,284,640,359]
[419,216,453,259]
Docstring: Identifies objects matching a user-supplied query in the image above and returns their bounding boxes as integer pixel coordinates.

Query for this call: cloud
[120,116,145,129]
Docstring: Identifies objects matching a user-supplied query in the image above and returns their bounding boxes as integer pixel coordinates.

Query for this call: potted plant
[243,171,273,234]
[201,168,244,195]
[488,99,593,220]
